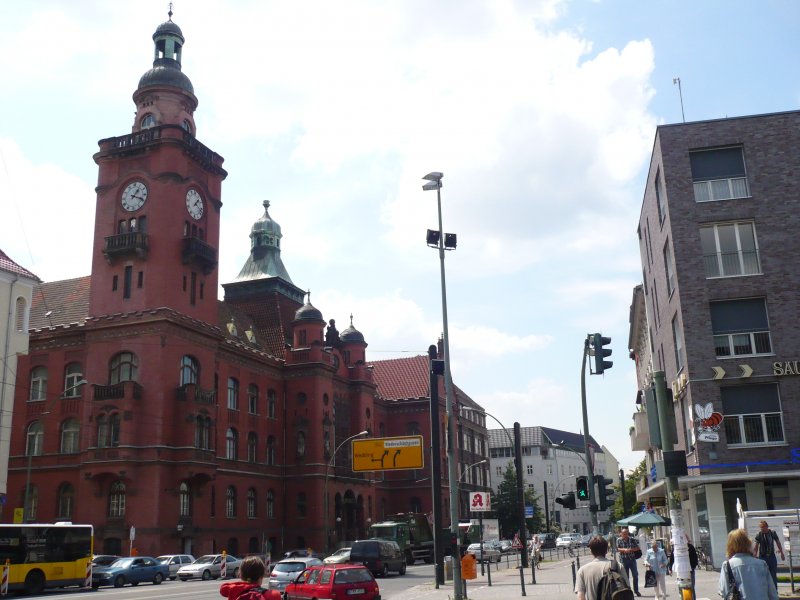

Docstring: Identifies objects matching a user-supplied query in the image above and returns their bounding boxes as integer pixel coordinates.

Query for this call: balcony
[94,381,143,401]
[182,237,217,274]
[103,232,148,262]
[176,384,216,404]
[630,411,650,451]
[703,250,761,278]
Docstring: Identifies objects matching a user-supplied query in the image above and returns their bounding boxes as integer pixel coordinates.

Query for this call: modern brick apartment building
[8,14,487,558]
[628,110,800,567]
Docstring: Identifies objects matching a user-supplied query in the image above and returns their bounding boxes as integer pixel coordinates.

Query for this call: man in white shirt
[575,536,631,600]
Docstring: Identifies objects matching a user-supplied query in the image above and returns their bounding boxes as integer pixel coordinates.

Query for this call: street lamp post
[324,430,368,552]
[23,379,88,521]
[423,171,463,600]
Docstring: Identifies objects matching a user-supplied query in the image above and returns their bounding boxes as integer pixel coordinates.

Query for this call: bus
[0,523,93,594]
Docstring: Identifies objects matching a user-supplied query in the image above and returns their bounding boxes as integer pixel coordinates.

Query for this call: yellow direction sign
[352,435,424,472]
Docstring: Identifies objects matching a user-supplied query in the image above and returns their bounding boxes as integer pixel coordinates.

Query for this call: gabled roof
[0,249,40,281]
[540,426,602,453]
[370,355,429,401]
[30,276,91,329]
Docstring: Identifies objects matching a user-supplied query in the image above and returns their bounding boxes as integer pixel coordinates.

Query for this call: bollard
[1,560,8,596]
[571,561,576,587]
[530,553,536,585]
[487,555,492,586]
[576,554,580,569]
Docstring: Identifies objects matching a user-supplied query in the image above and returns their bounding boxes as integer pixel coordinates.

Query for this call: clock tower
[89,12,226,324]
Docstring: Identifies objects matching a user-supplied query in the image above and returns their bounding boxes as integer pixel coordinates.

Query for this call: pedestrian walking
[719,528,777,600]
[617,528,642,596]
[644,540,668,600]
[575,536,631,600]
[753,520,784,590]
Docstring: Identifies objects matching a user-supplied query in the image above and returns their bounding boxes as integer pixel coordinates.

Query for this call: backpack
[596,560,634,600]
[238,586,267,600]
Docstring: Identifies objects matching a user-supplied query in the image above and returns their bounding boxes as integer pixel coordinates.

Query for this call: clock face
[186,189,204,220]
[121,181,148,211]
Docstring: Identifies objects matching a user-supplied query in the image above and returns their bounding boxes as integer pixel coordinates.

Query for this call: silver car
[323,547,351,564]
[177,554,241,581]
[156,554,195,580]
[466,542,501,563]
[268,557,323,590]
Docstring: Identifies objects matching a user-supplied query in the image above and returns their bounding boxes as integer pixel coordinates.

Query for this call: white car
[177,554,241,581]
[269,557,323,590]
[466,542,501,563]
[556,534,581,548]
[323,547,351,564]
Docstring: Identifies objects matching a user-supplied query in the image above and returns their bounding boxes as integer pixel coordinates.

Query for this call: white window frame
[724,412,785,448]
[701,222,761,278]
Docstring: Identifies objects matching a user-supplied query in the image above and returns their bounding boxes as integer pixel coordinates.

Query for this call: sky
[1,1,798,472]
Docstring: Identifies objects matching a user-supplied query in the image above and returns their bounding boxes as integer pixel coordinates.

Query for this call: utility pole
[580,336,599,533]
[428,345,445,587]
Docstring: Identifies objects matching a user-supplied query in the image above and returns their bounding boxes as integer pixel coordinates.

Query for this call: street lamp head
[357,430,368,437]
[423,172,443,183]
[422,172,443,191]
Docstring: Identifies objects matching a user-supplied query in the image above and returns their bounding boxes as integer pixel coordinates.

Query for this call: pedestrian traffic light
[591,333,613,374]
[576,476,589,501]
[555,491,576,510]
[597,476,615,511]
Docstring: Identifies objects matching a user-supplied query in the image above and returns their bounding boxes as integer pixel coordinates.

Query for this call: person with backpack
[220,556,281,600]
[575,535,633,600]
[753,520,785,590]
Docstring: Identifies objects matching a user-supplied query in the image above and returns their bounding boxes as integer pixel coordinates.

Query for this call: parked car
[466,542,501,563]
[268,557,324,591]
[349,539,406,577]
[92,555,120,567]
[536,533,557,549]
[284,564,380,600]
[156,554,195,580]
[556,534,581,548]
[91,556,169,588]
[177,553,242,581]
[580,534,592,547]
[323,547,351,564]
[498,540,514,554]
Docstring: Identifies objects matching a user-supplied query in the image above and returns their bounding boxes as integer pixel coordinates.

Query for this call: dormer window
[141,114,156,129]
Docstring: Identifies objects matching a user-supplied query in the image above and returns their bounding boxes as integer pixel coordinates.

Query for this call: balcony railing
[94,381,143,401]
[703,250,761,278]
[103,232,148,262]
[176,385,216,404]
[182,237,217,274]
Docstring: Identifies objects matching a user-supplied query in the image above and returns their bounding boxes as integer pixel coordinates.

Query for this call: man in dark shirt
[616,528,641,597]
[753,520,785,589]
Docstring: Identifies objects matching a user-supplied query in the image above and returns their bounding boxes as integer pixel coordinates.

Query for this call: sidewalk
[398,554,796,599]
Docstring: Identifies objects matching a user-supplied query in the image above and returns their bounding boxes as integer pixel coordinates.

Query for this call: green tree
[492,462,543,538]
[611,458,648,522]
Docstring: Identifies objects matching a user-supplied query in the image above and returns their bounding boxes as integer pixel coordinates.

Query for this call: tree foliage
[492,462,543,538]
[610,458,648,522]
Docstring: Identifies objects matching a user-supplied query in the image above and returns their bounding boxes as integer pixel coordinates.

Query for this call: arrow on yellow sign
[352,435,424,472]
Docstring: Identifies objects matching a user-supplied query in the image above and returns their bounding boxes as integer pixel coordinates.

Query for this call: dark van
[536,533,557,549]
[349,540,406,577]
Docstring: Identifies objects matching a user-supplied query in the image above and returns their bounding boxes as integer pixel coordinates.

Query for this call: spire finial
[350,313,354,326]
[263,199,271,210]
[168,2,174,20]
[307,289,311,304]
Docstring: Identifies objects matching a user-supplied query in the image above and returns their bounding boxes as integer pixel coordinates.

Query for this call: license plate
[347,589,365,595]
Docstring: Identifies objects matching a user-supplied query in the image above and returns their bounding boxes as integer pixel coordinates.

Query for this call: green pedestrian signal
[576,476,589,501]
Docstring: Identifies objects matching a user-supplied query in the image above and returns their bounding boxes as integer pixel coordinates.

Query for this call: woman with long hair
[718,529,777,600]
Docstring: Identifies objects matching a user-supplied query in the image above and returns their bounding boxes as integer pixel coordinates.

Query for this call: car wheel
[23,570,45,595]
[131,581,139,586]
[114,575,126,588]
[169,576,176,581]
[233,567,239,579]
[202,569,212,581]
[153,573,164,585]
[399,562,406,575]
[381,564,389,577]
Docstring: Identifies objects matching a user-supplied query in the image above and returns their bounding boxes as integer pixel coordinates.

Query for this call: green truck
[369,513,435,564]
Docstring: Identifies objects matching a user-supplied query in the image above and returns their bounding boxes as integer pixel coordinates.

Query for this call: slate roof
[0,249,40,281]
[30,276,91,329]
[487,425,602,452]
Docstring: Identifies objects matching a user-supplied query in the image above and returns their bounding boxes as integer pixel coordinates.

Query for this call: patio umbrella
[616,512,671,527]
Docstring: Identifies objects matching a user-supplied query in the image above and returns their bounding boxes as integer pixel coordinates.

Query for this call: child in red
[220,556,281,599]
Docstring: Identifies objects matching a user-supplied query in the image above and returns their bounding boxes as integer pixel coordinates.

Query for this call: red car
[284,564,380,600]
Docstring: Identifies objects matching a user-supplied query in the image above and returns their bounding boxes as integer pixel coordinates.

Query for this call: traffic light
[555,491,576,510]
[576,476,589,501]
[597,477,615,511]
[591,333,613,374]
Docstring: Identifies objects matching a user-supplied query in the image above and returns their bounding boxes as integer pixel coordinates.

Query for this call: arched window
[296,431,306,458]
[226,428,238,460]
[226,486,236,518]
[109,481,126,517]
[267,389,276,419]
[195,415,211,449]
[297,492,307,518]
[267,490,275,518]
[180,356,199,386]
[247,432,257,463]
[29,367,47,401]
[109,352,138,384]
[247,488,256,518]
[15,296,27,332]
[179,482,191,517]
[57,483,75,519]
[140,113,156,129]
[181,119,192,133]
[60,418,80,454]
[97,413,121,448]
[266,436,276,466]
[227,377,239,410]
[323,430,331,456]
[63,363,83,397]
[26,421,43,456]
[247,384,258,414]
